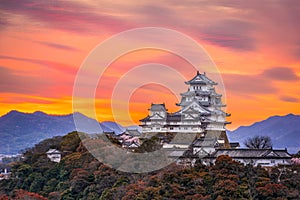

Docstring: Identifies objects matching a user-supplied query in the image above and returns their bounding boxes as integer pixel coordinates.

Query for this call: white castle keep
[139,71,231,141]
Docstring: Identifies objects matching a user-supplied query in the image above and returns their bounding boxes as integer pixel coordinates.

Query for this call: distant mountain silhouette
[0,110,125,155]
[100,121,125,135]
[227,114,300,153]
[1,110,298,155]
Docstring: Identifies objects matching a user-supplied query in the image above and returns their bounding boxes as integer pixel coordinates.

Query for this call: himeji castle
[138,71,292,167]
[140,71,230,136]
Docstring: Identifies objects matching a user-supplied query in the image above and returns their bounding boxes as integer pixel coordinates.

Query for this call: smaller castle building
[46,149,61,163]
[202,148,292,167]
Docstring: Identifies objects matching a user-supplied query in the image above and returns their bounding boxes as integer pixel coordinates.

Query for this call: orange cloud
[0,0,299,131]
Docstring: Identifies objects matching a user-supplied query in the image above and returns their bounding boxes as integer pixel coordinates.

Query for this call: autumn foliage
[0,132,299,199]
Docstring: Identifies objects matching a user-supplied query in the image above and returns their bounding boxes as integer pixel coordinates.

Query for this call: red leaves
[257,183,288,199]
[12,189,47,200]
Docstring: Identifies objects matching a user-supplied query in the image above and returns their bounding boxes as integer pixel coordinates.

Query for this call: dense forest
[0,132,299,200]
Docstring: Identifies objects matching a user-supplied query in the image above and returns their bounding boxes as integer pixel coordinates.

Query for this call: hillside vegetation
[0,132,299,200]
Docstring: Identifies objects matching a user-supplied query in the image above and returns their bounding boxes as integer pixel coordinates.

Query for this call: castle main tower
[139,71,230,146]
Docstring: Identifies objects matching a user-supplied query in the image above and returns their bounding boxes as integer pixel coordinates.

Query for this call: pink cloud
[34,41,81,52]
[262,67,299,81]
[223,66,299,96]
[0,0,133,34]
[279,96,299,103]
[223,73,278,95]
[0,55,77,75]
[199,19,256,51]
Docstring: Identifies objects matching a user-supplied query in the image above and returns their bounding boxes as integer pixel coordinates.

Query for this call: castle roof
[185,71,217,85]
[149,103,167,111]
[125,129,141,137]
[229,142,240,148]
[180,90,195,96]
[166,113,182,122]
[208,149,291,159]
[46,149,61,155]
[192,137,219,147]
[167,149,187,158]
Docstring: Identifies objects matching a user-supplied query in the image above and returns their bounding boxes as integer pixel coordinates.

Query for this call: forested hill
[1,132,299,199]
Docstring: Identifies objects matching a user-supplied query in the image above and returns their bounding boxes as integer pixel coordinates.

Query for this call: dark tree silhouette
[244,135,272,149]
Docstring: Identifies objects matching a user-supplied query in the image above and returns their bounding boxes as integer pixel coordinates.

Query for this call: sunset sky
[1,0,299,130]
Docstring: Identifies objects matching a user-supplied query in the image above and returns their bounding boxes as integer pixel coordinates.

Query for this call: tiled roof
[196,91,211,95]
[193,137,218,147]
[149,103,167,111]
[209,149,291,158]
[46,149,61,154]
[125,129,141,137]
[139,115,150,122]
[140,111,212,123]
[123,141,140,148]
[140,113,182,122]
[167,150,187,157]
[208,88,222,97]
[185,71,217,85]
[180,91,195,96]
[199,101,210,106]
[177,100,190,106]
[229,142,240,148]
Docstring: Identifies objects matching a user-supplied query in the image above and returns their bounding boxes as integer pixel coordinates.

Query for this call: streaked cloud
[0,55,77,75]
[0,66,50,94]
[279,95,299,103]
[223,73,278,95]
[262,67,299,81]
[0,0,131,34]
[0,93,53,104]
[223,66,299,96]
[34,41,81,52]
[200,19,255,51]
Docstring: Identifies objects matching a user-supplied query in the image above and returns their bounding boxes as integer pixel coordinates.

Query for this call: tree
[12,189,47,200]
[135,136,161,153]
[244,135,272,149]
[256,183,288,199]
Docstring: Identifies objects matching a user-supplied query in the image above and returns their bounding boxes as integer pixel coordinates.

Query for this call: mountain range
[227,113,300,153]
[0,110,299,155]
[0,110,125,155]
